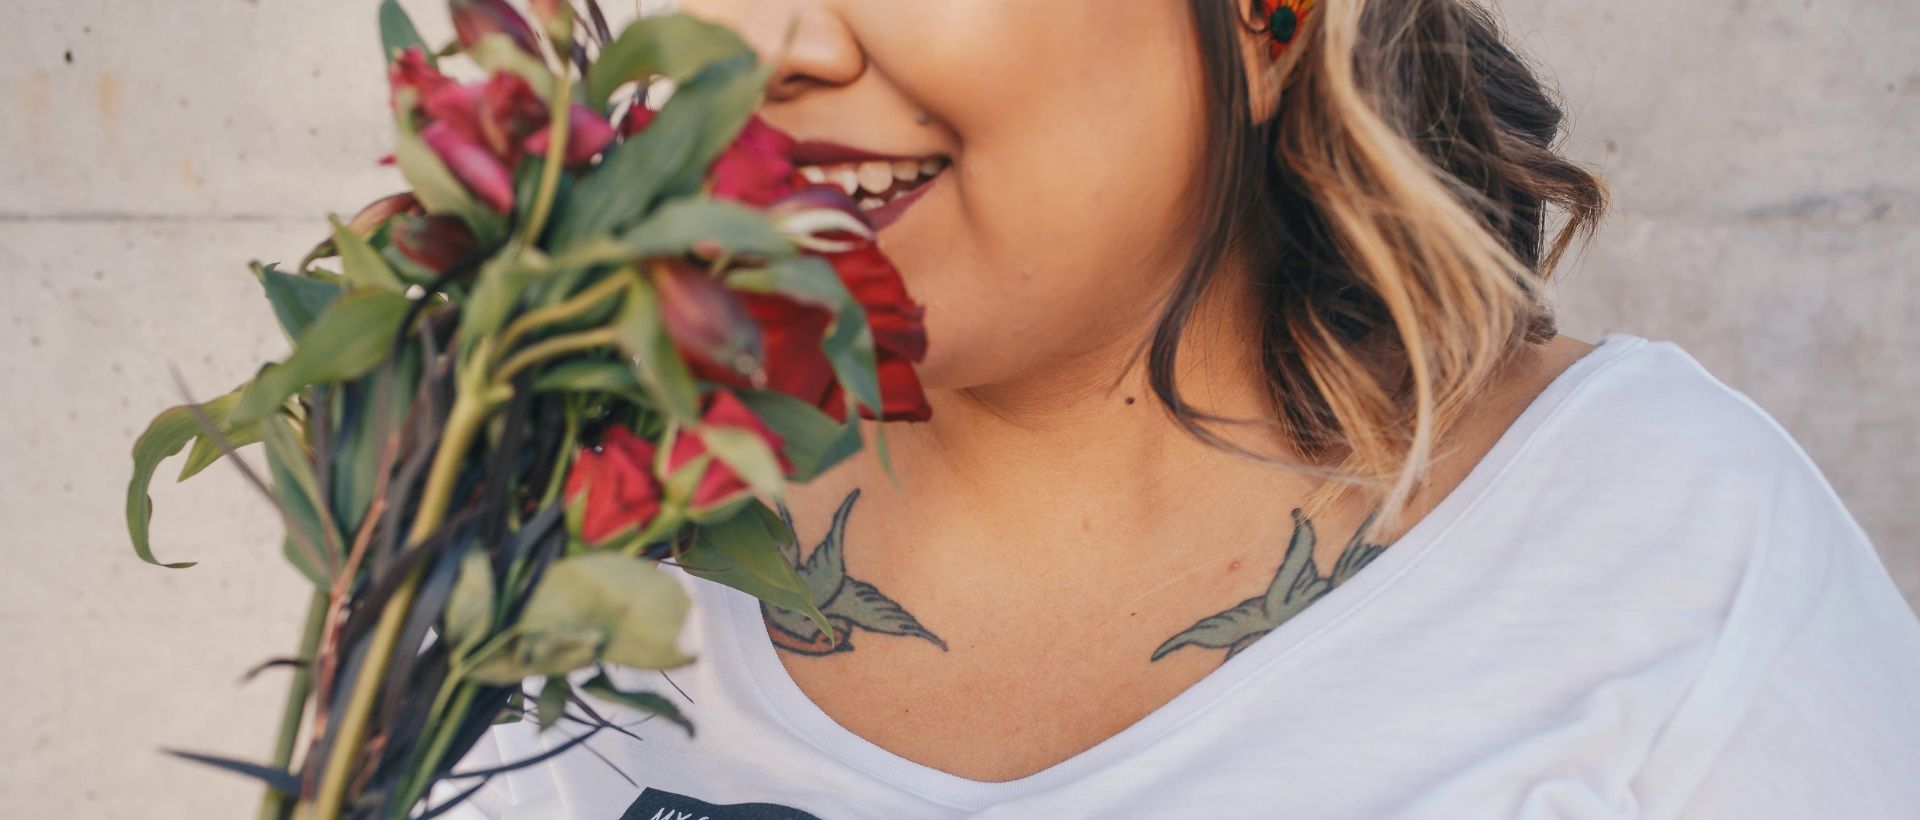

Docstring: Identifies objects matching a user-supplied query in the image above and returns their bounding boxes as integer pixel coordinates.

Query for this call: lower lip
[863,170,942,232]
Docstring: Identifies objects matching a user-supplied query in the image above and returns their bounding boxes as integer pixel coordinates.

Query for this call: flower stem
[492,327,619,387]
[520,68,573,248]
[495,273,628,356]
[258,589,327,820]
[308,387,491,820]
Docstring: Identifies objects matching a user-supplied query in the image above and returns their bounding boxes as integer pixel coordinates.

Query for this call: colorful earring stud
[1251,0,1318,59]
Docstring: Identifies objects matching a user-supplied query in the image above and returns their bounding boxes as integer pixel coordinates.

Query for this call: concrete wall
[0,1,1912,817]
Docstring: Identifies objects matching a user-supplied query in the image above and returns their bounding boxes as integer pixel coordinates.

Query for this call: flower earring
[1248,0,1318,59]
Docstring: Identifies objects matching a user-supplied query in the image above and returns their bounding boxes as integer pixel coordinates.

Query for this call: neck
[821,268,1334,576]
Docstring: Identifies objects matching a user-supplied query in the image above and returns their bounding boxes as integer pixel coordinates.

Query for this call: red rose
[563,426,664,546]
[707,114,798,207]
[666,391,795,512]
[818,243,931,423]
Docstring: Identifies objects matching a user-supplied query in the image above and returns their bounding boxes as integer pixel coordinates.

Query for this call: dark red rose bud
[391,213,478,274]
[450,0,543,59]
[652,259,763,378]
[564,426,664,546]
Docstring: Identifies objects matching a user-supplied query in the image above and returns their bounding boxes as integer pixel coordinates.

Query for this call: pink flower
[420,120,516,213]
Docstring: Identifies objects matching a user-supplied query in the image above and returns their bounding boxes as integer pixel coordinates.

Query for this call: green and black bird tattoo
[1151,508,1386,664]
[766,488,949,656]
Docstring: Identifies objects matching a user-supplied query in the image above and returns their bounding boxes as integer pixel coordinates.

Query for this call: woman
[442,0,1920,817]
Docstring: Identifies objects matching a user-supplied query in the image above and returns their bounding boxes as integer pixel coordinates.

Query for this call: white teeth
[829,166,861,197]
[799,165,828,184]
[856,161,895,194]
[920,157,942,176]
[891,159,920,181]
[858,196,885,211]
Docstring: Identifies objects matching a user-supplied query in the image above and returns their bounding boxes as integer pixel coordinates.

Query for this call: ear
[1236,3,1309,126]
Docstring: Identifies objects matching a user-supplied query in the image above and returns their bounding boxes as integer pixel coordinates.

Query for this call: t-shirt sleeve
[1636,424,1920,819]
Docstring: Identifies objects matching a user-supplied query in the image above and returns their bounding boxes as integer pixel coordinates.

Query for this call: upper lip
[789,139,942,166]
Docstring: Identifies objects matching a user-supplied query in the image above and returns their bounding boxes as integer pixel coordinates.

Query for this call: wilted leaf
[126,387,249,568]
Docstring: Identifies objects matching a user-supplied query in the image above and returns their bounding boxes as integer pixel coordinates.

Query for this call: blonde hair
[1129,0,1608,542]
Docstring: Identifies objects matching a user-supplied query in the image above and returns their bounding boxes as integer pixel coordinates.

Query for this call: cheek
[873,1,1208,388]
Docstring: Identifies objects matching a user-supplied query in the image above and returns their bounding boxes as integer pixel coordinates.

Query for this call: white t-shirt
[433,333,1920,819]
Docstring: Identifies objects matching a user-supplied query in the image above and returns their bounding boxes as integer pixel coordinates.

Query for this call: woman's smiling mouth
[788,140,950,231]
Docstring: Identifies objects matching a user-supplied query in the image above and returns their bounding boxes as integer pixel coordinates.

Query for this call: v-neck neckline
[706,334,1650,810]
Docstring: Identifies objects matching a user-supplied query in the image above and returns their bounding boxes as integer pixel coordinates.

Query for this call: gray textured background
[1,1,1912,816]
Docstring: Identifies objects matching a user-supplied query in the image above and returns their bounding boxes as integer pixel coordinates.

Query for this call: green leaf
[328,214,405,292]
[550,55,767,252]
[612,276,700,423]
[378,0,430,64]
[534,675,571,731]
[126,388,248,568]
[177,416,263,482]
[444,547,496,656]
[233,290,413,425]
[580,672,693,736]
[261,415,340,587]
[820,298,882,417]
[619,197,794,260]
[726,254,849,311]
[736,389,860,481]
[458,252,544,348]
[330,350,417,534]
[679,502,831,637]
[253,261,342,339]
[585,13,753,110]
[464,552,692,684]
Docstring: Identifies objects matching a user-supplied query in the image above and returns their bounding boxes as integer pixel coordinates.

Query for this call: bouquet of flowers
[122,1,930,817]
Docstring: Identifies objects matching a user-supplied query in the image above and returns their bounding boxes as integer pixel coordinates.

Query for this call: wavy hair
[1131,0,1609,539]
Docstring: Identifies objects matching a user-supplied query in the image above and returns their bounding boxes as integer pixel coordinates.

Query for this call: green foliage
[679,501,831,637]
[233,289,413,425]
[125,387,248,568]
[585,13,754,110]
[377,0,430,64]
[464,553,693,684]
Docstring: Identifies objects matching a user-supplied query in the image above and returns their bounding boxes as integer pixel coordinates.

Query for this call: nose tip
[736,4,866,103]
